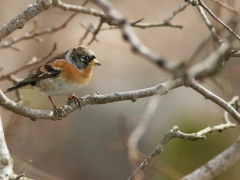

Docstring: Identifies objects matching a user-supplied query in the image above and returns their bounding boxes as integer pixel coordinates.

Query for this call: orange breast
[49,59,93,85]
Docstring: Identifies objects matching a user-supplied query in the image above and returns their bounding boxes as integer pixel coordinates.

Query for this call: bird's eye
[90,55,96,60]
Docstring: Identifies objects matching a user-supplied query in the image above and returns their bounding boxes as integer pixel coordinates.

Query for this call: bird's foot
[67,94,83,110]
[53,106,64,120]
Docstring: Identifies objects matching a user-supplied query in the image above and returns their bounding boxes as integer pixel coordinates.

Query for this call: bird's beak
[89,58,101,66]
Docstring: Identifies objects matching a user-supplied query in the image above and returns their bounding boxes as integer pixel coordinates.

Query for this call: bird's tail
[4,82,30,93]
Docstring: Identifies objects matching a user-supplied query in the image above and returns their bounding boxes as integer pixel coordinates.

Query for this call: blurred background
[0,0,240,179]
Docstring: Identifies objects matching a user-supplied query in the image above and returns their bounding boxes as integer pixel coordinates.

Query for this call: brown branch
[52,0,111,23]
[210,0,239,15]
[194,0,222,42]
[0,79,184,121]
[0,43,57,81]
[187,78,240,124]
[181,133,240,180]
[0,0,52,41]
[132,2,189,29]
[198,0,240,42]
[90,0,179,73]
[128,117,235,180]
[78,23,93,45]
[0,13,76,49]
[187,41,230,78]
[0,116,15,179]
[87,18,104,45]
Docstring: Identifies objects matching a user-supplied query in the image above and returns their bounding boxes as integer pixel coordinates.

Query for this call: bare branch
[0,43,57,81]
[87,18,104,45]
[210,0,239,15]
[223,96,239,123]
[198,0,240,42]
[0,0,52,41]
[131,2,189,29]
[128,97,160,154]
[0,13,76,49]
[0,79,184,120]
[52,0,109,21]
[193,0,222,42]
[187,78,240,124]
[128,117,235,180]
[0,116,14,179]
[187,41,230,78]
[90,0,179,73]
[181,133,240,180]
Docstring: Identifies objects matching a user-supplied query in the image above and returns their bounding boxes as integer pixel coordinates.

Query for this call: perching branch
[0,79,184,121]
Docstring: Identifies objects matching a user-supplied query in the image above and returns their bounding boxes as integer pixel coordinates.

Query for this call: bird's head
[65,45,101,70]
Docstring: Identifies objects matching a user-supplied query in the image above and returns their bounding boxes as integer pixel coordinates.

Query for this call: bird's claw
[53,106,64,120]
[67,94,83,110]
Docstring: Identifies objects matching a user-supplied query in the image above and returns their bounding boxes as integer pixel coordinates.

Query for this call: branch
[198,0,240,42]
[90,0,179,73]
[0,43,57,81]
[0,116,15,179]
[210,0,239,15]
[0,79,184,120]
[193,0,222,42]
[0,0,52,41]
[52,0,109,21]
[128,120,235,180]
[181,133,240,180]
[187,41,230,78]
[187,78,240,124]
[0,13,76,50]
[130,2,189,29]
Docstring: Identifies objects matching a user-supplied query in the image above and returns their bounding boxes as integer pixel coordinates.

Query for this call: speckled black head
[65,45,101,70]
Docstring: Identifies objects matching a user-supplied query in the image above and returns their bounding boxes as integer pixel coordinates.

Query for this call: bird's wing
[5,63,61,92]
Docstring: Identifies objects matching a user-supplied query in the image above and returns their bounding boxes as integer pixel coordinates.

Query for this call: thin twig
[223,96,239,123]
[78,23,92,45]
[90,0,178,73]
[210,0,239,15]
[0,43,57,81]
[87,18,104,45]
[165,2,189,22]
[81,0,90,7]
[128,121,235,180]
[0,13,76,49]
[187,78,240,124]
[193,0,222,42]
[198,0,240,42]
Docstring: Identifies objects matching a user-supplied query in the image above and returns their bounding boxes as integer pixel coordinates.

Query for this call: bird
[5,45,101,119]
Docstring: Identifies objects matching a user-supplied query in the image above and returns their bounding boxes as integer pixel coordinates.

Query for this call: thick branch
[0,0,52,41]
[0,116,14,179]
[0,79,184,120]
[182,133,240,180]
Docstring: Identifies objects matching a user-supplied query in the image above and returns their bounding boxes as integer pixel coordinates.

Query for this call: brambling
[5,45,101,119]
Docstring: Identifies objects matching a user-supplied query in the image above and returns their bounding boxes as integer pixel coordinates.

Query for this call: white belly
[34,77,87,96]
